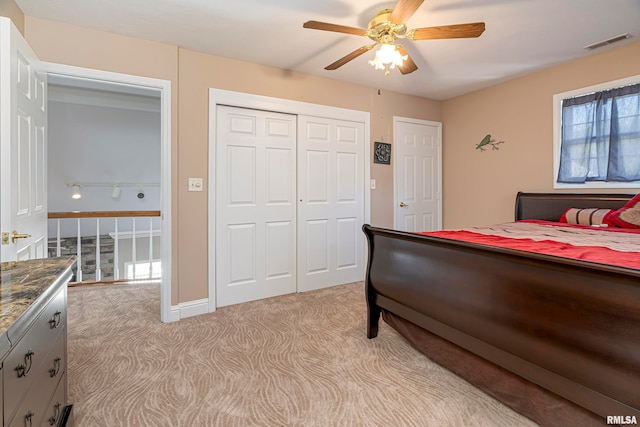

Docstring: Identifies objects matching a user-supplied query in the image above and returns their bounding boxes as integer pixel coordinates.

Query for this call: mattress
[419,220,640,270]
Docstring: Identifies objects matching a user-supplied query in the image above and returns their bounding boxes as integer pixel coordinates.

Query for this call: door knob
[11,230,31,243]
[399,202,408,207]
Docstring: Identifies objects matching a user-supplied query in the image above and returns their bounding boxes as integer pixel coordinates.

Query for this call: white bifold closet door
[216,106,364,307]
[216,106,297,307]
[297,115,364,292]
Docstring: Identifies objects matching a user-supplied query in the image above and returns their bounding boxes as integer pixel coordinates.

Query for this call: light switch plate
[370,179,376,189]
[188,177,203,192]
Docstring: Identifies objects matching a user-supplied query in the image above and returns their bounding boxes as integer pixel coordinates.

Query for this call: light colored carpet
[67,282,537,426]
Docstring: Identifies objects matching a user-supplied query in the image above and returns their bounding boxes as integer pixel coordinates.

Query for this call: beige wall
[442,41,640,229]
[0,0,23,34]
[23,16,441,304]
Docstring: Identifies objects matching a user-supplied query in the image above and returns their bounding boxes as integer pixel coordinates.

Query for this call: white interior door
[297,115,364,292]
[394,117,442,232]
[0,17,48,262]
[216,105,297,307]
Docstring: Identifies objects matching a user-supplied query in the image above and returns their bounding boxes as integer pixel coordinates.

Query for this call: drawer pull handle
[16,349,35,378]
[49,357,62,377]
[49,311,62,328]
[25,410,35,427]
[48,403,62,426]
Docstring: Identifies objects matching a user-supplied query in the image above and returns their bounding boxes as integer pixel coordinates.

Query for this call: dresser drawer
[8,371,66,427]
[34,284,67,339]
[5,323,66,424]
[43,372,67,427]
[7,284,66,345]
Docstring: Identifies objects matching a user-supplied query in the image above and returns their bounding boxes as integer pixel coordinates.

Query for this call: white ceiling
[16,0,640,100]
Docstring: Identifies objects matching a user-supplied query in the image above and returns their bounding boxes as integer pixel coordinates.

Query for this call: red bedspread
[419,220,640,270]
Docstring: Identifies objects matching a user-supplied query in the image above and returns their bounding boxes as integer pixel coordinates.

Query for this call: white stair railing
[76,218,82,282]
[47,210,161,285]
[96,218,101,282]
[114,217,120,280]
[148,217,154,279]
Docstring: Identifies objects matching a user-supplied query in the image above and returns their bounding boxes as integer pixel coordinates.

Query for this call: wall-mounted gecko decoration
[476,134,504,151]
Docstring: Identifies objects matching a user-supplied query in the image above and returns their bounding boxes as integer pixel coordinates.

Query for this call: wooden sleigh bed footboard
[363,193,640,425]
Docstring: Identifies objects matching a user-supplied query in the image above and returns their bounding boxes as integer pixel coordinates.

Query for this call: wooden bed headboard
[514,192,635,221]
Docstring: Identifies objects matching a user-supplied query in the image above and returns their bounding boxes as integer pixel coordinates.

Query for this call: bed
[363,192,640,426]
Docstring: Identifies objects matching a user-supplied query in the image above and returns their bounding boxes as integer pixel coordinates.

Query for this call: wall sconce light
[111,185,121,200]
[70,184,82,200]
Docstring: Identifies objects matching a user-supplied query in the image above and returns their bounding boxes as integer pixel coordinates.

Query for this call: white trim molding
[173,298,210,321]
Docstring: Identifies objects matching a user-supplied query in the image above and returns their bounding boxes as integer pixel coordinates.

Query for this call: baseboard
[170,298,209,321]
[169,306,181,322]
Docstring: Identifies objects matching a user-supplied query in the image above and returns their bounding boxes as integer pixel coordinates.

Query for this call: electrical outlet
[188,178,203,192]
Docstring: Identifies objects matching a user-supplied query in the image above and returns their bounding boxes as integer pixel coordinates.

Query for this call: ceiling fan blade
[409,22,486,40]
[396,45,418,75]
[303,20,368,36]
[325,44,376,70]
[389,0,424,24]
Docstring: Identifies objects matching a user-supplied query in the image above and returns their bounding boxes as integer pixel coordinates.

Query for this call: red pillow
[608,193,640,229]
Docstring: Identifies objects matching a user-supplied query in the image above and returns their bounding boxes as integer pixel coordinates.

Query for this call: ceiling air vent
[584,33,631,50]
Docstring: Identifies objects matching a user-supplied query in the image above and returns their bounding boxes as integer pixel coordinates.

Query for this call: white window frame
[553,74,640,190]
[125,259,162,280]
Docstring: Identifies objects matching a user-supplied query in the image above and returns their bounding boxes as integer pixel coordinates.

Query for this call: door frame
[393,116,442,231]
[41,62,173,323]
[208,88,371,312]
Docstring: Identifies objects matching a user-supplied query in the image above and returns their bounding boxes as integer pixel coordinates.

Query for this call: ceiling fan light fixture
[303,0,484,76]
[368,43,408,75]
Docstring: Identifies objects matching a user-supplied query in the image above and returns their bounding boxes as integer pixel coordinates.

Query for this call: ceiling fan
[303,0,485,75]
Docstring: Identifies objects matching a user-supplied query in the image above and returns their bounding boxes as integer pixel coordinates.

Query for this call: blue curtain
[558,83,640,183]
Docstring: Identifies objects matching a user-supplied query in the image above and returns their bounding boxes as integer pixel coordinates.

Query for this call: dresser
[0,257,75,427]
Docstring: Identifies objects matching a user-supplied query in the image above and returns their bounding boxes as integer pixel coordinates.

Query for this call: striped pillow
[560,208,613,226]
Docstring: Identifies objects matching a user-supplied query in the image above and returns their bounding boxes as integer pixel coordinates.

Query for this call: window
[125,260,162,280]
[553,75,640,189]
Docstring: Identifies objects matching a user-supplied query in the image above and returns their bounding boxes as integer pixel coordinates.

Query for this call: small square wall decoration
[374,142,391,165]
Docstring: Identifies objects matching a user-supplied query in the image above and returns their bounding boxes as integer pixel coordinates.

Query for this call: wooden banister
[48,210,161,219]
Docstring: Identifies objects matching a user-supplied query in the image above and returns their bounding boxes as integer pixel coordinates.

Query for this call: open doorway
[43,63,173,322]
[48,75,161,279]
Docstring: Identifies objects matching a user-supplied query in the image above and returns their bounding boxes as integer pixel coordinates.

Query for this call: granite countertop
[0,256,76,336]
